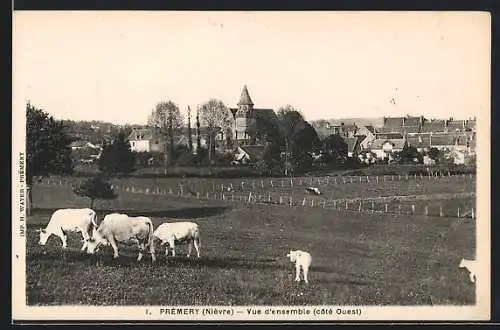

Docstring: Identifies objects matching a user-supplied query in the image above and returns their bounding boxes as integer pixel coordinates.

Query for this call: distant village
[68,85,477,168]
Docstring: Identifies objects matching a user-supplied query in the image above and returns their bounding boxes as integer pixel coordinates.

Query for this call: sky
[13,11,490,125]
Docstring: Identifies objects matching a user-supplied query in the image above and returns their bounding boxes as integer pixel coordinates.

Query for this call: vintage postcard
[12,11,491,322]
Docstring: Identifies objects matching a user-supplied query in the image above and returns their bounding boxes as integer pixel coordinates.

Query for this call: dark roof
[365,125,376,133]
[383,117,404,128]
[375,132,404,140]
[429,134,456,146]
[240,145,266,160]
[379,125,420,134]
[407,135,432,148]
[128,127,162,141]
[254,108,278,122]
[421,120,446,133]
[465,119,476,131]
[404,116,421,126]
[237,85,254,106]
[446,120,465,132]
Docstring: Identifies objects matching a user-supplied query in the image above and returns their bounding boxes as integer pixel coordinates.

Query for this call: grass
[25,179,476,306]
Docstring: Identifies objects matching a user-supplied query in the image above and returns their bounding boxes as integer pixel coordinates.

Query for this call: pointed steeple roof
[237,85,254,106]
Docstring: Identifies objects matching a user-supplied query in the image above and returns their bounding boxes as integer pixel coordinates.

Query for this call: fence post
[222,194,225,201]
[279,196,283,204]
[398,204,401,214]
[326,177,329,185]
[269,194,272,203]
[261,180,264,189]
[457,207,460,218]
[248,192,252,203]
[334,177,337,184]
[350,177,353,184]
[385,203,388,213]
[290,179,293,188]
[323,200,326,208]
[333,200,336,209]
[343,177,346,184]
[358,202,362,212]
[359,176,361,183]
[302,198,306,206]
[289,196,293,206]
[311,199,314,207]
[270,180,274,188]
[471,207,475,219]
[411,204,415,214]
[252,182,256,190]
[206,192,209,199]
[345,201,348,210]
[376,176,379,184]
[367,176,370,183]
[439,206,444,217]
[281,180,284,188]
[425,205,428,216]
[371,201,374,213]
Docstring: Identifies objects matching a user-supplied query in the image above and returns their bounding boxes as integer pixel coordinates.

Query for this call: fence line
[39,178,476,219]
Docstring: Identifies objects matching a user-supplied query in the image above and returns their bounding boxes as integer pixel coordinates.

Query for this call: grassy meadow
[25,175,476,306]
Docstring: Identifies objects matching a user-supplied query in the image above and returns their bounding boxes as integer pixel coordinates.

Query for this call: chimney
[420,115,424,125]
[383,116,387,124]
[402,117,406,125]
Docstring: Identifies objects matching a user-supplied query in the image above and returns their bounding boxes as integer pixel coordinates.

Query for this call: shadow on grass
[28,247,282,271]
[29,206,230,226]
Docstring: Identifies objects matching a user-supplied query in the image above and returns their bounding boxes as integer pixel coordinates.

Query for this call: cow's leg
[56,228,68,249]
[187,240,193,258]
[303,266,309,284]
[168,239,176,257]
[80,228,90,252]
[193,237,201,258]
[294,263,301,282]
[109,237,119,259]
[149,241,156,262]
[137,243,145,261]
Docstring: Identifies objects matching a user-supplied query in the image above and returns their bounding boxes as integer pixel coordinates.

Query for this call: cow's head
[36,228,49,246]
[85,228,107,254]
[287,250,298,263]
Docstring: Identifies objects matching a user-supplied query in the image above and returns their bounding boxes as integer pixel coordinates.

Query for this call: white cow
[153,221,201,258]
[37,208,98,251]
[459,258,478,284]
[86,213,156,262]
[287,250,312,284]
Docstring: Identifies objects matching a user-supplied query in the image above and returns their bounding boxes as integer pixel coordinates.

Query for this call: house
[229,85,280,144]
[406,134,432,153]
[70,140,99,150]
[355,125,377,150]
[370,138,406,161]
[420,119,447,134]
[343,136,362,158]
[379,115,424,135]
[128,127,166,153]
[445,118,477,133]
[232,145,266,164]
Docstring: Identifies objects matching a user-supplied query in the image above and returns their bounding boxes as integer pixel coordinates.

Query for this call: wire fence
[37,175,476,219]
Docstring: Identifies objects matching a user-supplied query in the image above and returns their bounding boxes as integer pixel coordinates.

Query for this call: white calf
[153,221,200,258]
[37,208,98,251]
[459,258,477,284]
[287,250,312,284]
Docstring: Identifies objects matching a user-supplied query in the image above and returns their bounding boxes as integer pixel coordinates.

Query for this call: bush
[73,176,117,209]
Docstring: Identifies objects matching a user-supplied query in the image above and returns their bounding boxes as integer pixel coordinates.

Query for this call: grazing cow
[287,250,312,284]
[459,258,477,283]
[86,213,156,262]
[305,187,321,195]
[37,208,98,251]
[153,221,201,258]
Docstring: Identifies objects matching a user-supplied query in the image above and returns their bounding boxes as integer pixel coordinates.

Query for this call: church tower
[234,85,256,142]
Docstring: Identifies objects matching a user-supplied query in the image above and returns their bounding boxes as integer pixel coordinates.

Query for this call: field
[25,174,476,306]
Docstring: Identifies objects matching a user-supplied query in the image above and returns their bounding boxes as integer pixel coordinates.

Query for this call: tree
[148,101,183,170]
[26,102,74,215]
[187,106,194,152]
[397,145,423,164]
[427,147,441,163]
[98,130,136,177]
[196,107,201,158]
[199,99,233,170]
[73,176,117,209]
[322,134,348,164]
